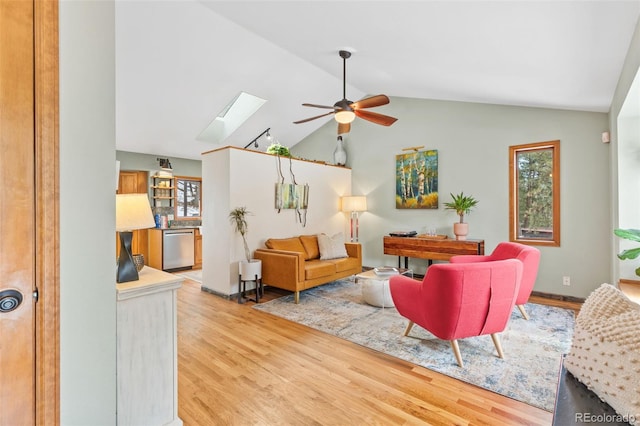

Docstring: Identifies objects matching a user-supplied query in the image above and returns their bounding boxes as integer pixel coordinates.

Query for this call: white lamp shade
[116,193,156,232]
[341,195,367,212]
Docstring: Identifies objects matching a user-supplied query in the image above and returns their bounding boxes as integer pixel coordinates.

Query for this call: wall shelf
[151,176,174,207]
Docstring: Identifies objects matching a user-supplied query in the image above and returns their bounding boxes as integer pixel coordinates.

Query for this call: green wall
[292,98,610,299]
[117,150,202,177]
[60,1,116,423]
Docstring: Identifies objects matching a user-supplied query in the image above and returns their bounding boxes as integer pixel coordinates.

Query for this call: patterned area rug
[254,280,575,411]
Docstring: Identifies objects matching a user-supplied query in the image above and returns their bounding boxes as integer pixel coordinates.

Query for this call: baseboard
[530,290,585,304]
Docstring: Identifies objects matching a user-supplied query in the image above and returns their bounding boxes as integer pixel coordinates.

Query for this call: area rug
[254,280,575,412]
[175,269,202,283]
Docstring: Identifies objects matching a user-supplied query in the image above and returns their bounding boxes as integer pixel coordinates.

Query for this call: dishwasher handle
[164,230,195,236]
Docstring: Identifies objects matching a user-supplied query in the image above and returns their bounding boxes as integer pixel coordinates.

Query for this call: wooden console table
[383,236,484,268]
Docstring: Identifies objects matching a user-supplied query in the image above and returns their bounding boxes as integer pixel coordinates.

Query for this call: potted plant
[614,228,640,276]
[229,207,261,301]
[444,192,479,240]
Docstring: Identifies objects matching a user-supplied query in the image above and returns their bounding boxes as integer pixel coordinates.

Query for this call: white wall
[293,98,610,299]
[60,1,117,424]
[202,147,351,296]
[610,17,640,282]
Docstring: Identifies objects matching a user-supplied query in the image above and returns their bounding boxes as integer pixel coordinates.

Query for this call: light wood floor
[177,278,581,425]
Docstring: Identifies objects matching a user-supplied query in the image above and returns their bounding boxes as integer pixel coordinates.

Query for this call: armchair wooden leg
[294,291,300,304]
[450,340,463,367]
[517,304,530,320]
[491,333,505,359]
[403,321,414,336]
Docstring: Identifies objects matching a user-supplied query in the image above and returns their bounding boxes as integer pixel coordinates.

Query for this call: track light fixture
[244,127,271,149]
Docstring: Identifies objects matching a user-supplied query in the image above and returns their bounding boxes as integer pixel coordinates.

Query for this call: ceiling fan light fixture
[335,110,355,124]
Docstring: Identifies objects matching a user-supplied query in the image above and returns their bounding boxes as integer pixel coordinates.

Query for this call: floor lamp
[341,195,367,242]
[116,193,156,283]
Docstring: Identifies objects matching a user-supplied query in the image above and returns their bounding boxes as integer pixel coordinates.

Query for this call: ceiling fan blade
[337,122,351,135]
[354,109,398,126]
[293,110,334,124]
[302,103,337,110]
[351,94,390,110]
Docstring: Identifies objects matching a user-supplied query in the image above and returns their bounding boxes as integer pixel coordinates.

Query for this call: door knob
[0,289,23,313]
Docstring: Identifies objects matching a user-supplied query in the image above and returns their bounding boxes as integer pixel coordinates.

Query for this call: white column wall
[202,147,351,296]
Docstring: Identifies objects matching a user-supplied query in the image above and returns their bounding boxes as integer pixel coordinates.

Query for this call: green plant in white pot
[229,207,261,302]
[444,192,479,240]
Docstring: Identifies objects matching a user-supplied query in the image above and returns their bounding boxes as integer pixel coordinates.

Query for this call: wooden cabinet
[148,229,164,270]
[194,228,202,269]
[117,171,150,264]
[116,267,183,425]
[151,175,174,207]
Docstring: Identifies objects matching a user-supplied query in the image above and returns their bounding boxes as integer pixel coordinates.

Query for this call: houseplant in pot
[229,206,262,302]
[444,192,479,240]
[614,228,640,276]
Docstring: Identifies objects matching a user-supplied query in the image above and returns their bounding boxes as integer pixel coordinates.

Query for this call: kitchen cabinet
[151,175,174,207]
[194,228,202,269]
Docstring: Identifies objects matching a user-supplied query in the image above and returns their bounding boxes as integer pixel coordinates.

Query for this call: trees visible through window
[509,140,560,246]
[175,176,201,219]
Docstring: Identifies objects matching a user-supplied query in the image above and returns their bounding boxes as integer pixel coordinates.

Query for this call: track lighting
[244,127,271,149]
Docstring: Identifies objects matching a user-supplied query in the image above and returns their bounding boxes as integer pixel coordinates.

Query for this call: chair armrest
[345,242,362,260]
[449,254,491,263]
[254,249,305,284]
[389,275,423,317]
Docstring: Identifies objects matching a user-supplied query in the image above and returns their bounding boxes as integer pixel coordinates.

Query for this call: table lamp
[116,193,156,283]
[341,195,367,242]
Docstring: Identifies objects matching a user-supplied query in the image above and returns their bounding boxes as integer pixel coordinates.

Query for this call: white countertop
[116,266,183,300]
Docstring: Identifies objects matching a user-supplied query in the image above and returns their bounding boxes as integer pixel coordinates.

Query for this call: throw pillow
[564,283,640,425]
[299,234,320,260]
[317,232,348,260]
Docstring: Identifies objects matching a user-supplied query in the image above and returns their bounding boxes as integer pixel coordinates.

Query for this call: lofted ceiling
[115,1,640,161]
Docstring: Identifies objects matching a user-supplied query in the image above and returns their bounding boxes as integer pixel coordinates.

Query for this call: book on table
[374,267,399,276]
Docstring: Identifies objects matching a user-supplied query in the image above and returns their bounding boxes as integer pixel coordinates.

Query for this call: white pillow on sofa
[317,233,348,260]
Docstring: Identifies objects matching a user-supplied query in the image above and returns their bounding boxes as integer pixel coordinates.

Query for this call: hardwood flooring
[177,278,581,425]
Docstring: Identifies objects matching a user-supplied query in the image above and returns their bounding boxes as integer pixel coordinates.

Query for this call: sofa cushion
[305,260,336,280]
[317,232,348,260]
[299,234,320,260]
[265,237,306,256]
[328,256,360,273]
[564,283,640,424]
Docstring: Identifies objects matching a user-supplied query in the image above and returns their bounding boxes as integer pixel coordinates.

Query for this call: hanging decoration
[268,143,309,226]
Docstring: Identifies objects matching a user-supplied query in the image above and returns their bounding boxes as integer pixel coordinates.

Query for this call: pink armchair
[389,259,523,367]
[449,242,540,320]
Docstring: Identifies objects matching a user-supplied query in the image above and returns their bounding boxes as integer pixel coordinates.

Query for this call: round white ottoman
[361,276,395,308]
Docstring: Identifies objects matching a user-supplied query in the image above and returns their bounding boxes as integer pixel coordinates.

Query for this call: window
[509,140,560,246]
[174,176,201,219]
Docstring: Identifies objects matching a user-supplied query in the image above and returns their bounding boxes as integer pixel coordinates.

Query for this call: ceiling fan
[293,50,397,134]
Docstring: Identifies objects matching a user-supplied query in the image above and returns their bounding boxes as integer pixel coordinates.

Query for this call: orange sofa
[254,234,362,303]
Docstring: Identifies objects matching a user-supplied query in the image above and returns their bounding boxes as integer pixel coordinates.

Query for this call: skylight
[197,91,266,144]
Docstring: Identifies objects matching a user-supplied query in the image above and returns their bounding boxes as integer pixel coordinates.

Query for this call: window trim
[173,175,202,221]
[509,140,560,247]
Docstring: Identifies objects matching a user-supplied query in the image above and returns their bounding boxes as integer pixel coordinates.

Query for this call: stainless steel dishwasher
[163,229,195,270]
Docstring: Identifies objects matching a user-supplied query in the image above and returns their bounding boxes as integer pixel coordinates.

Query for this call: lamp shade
[341,195,367,212]
[116,193,156,232]
[335,110,356,124]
